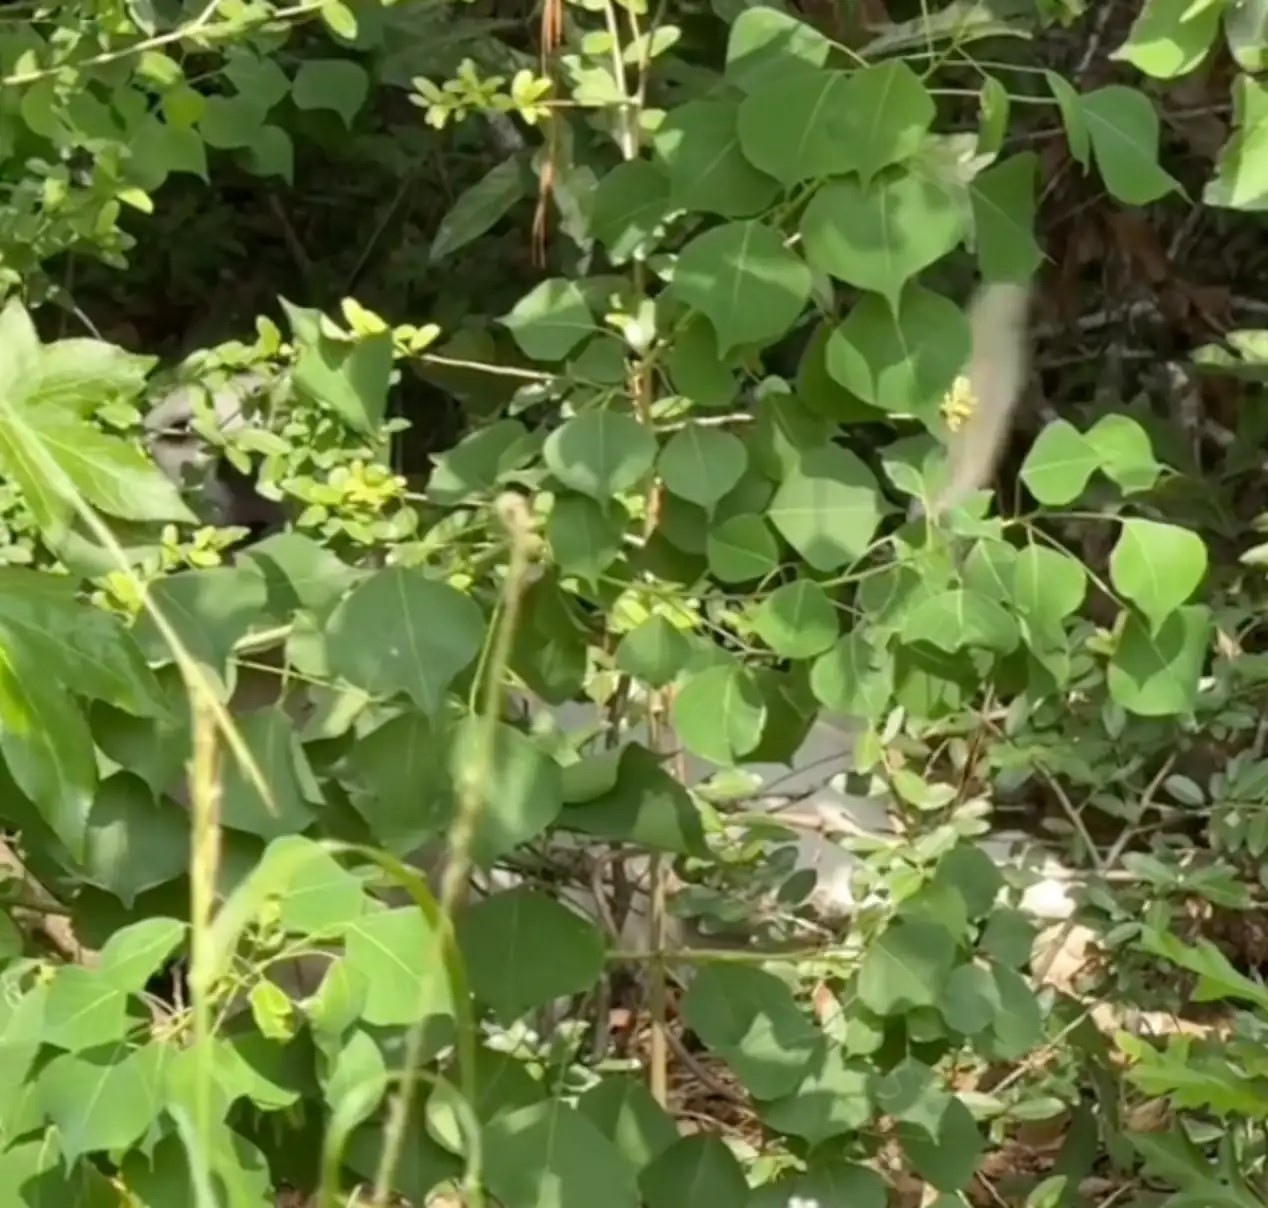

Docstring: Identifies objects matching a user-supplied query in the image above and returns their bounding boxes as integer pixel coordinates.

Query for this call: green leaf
[898,1096,984,1192]
[547,493,623,581]
[707,514,780,583]
[768,445,882,571]
[327,566,484,713]
[1045,70,1091,167]
[484,1100,640,1208]
[750,1160,888,1208]
[987,964,1044,1059]
[460,887,605,1023]
[683,964,821,1099]
[427,418,535,505]
[241,530,362,619]
[1080,85,1182,205]
[502,279,595,360]
[980,908,1037,968]
[616,614,692,687]
[969,152,1043,282]
[1226,0,1268,72]
[641,1135,748,1207]
[430,159,528,263]
[31,338,152,416]
[451,719,563,865]
[283,299,392,433]
[291,58,369,126]
[653,99,779,216]
[673,221,812,356]
[978,75,1010,158]
[724,5,831,92]
[591,160,672,262]
[810,630,892,717]
[933,844,1005,918]
[1110,519,1207,630]
[100,916,185,991]
[39,1043,165,1164]
[857,919,957,1014]
[665,315,739,410]
[577,1077,678,1169]
[736,69,858,186]
[800,175,965,310]
[941,963,1002,1034]
[241,124,294,183]
[1108,605,1210,717]
[199,94,265,149]
[1139,927,1268,1011]
[1113,0,1223,78]
[900,588,1021,654]
[344,906,454,1028]
[544,409,657,499]
[841,59,936,183]
[672,662,766,764]
[43,966,129,1050]
[219,707,318,839]
[1206,75,1268,211]
[658,424,748,509]
[1013,545,1087,628]
[133,565,268,679]
[759,1046,872,1144]
[1019,419,1100,505]
[1085,413,1162,492]
[797,321,883,422]
[0,642,96,859]
[563,743,707,855]
[827,286,970,416]
[752,579,838,658]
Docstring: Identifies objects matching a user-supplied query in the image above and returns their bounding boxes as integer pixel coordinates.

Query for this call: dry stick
[369,493,535,1208]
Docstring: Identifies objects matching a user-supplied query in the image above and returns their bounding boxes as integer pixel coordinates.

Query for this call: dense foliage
[4,0,1268,1204]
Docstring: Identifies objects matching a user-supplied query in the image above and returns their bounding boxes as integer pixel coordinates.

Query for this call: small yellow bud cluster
[940,374,977,434]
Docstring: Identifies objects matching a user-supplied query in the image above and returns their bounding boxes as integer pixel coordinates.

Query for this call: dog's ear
[927,282,1032,517]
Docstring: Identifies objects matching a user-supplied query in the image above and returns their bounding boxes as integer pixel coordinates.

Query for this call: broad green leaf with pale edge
[969,152,1043,282]
[291,59,370,125]
[483,1101,640,1208]
[898,1097,984,1192]
[450,719,563,865]
[681,964,820,1098]
[724,5,831,92]
[641,1136,748,1207]
[978,75,1010,158]
[1206,76,1268,211]
[43,966,128,1050]
[653,99,779,216]
[1110,519,1207,631]
[544,409,657,499]
[827,286,970,416]
[737,70,861,185]
[1113,0,1222,78]
[1012,545,1086,628]
[427,419,535,505]
[674,221,811,355]
[843,59,936,184]
[901,589,1020,654]
[811,631,892,717]
[577,1077,678,1170]
[658,424,747,509]
[283,299,392,433]
[753,580,838,658]
[592,160,672,261]
[857,919,957,1014]
[81,775,189,905]
[327,567,484,713]
[0,641,96,858]
[1108,606,1210,717]
[665,315,738,409]
[1080,85,1182,205]
[1086,412,1162,491]
[615,614,691,687]
[39,1043,165,1163]
[459,888,605,1023]
[768,445,882,571]
[547,493,623,581]
[430,159,528,263]
[1019,419,1100,505]
[672,662,765,764]
[1045,70,1090,168]
[759,1047,871,1144]
[502,279,594,360]
[1226,0,1268,72]
[800,174,965,310]
[344,906,454,1027]
[750,1160,888,1208]
[707,514,780,582]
